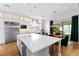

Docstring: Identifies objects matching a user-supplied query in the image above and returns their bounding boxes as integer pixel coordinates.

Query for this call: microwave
[20,25,27,29]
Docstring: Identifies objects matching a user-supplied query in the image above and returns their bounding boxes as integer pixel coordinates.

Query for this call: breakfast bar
[17,33,62,56]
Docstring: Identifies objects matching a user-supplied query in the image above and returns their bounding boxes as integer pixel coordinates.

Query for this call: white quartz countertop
[17,33,62,53]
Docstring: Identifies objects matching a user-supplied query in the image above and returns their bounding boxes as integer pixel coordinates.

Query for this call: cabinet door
[5,27,12,43]
[22,42,27,56]
[11,27,19,41]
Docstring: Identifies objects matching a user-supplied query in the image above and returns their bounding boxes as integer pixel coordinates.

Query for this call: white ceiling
[0,3,79,20]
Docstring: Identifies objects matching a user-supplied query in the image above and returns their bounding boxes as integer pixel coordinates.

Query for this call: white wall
[44,20,50,35]
[0,18,5,44]
[53,17,72,24]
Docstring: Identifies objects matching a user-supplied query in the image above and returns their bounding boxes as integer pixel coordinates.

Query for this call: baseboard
[5,40,17,44]
[0,43,5,45]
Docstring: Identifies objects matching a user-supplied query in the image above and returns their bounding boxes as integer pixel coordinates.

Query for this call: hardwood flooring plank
[0,41,79,56]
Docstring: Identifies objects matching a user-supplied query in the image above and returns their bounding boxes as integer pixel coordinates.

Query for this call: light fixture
[64,6,67,9]
[23,3,26,6]
[53,11,56,14]
[33,6,36,8]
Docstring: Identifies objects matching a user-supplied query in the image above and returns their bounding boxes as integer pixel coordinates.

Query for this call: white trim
[78,15,79,43]
[58,40,61,56]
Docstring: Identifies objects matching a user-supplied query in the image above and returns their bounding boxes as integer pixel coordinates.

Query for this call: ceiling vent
[4,4,10,8]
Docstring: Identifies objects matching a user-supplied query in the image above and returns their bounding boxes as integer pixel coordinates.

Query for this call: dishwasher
[22,42,27,56]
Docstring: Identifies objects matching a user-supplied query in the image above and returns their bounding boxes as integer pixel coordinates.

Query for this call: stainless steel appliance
[4,21,19,43]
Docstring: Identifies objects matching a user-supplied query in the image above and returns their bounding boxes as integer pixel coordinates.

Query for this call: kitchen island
[17,33,62,56]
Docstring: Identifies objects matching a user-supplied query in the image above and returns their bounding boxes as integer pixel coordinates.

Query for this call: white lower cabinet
[17,39,50,56]
[17,39,22,55]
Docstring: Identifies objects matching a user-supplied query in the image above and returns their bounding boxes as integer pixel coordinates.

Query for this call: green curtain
[71,15,78,42]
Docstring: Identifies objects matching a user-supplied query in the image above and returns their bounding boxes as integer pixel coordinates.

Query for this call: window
[63,25,71,35]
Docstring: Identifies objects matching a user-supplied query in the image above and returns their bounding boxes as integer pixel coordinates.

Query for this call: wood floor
[61,42,79,56]
[0,41,79,56]
[0,42,20,56]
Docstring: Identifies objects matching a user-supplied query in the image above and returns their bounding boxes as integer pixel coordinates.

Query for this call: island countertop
[17,33,62,53]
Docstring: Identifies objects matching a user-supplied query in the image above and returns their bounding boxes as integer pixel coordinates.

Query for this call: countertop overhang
[17,33,62,53]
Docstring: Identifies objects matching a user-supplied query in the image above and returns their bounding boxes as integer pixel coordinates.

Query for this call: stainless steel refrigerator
[4,21,19,43]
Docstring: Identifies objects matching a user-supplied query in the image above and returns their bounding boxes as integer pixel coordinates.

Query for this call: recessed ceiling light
[64,7,67,9]
[23,3,26,6]
[33,6,36,8]
[53,11,56,14]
